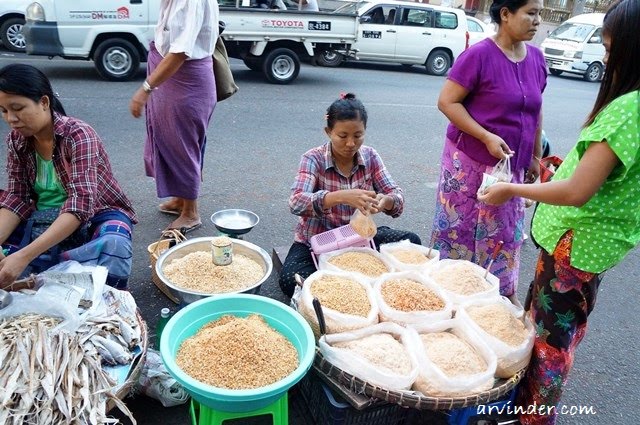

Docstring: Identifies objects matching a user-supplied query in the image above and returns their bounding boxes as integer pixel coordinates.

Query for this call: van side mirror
[360,16,372,23]
[589,36,602,44]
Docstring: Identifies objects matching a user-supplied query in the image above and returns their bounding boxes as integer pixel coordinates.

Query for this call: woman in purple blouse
[430,0,547,299]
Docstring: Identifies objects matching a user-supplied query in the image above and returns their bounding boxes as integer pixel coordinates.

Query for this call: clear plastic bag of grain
[349,209,377,239]
[379,239,439,273]
[373,271,453,326]
[409,318,497,397]
[296,270,379,339]
[428,259,499,307]
[318,322,420,391]
[457,297,535,378]
[318,247,393,283]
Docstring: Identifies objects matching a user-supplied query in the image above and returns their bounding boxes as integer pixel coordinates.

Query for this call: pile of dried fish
[80,314,142,366]
[0,314,136,425]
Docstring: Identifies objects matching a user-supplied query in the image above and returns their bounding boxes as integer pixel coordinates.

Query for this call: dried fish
[118,320,139,348]
[91,335,132,365]
[0,314,138,425]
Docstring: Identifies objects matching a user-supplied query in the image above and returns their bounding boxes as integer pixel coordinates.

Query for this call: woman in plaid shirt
[0,64,137,289]
[278,93,421,297]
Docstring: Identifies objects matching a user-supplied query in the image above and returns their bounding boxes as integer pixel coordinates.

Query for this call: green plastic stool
[190,393,289,425]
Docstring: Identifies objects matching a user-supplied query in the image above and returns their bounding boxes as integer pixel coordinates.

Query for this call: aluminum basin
[155,237,273,305]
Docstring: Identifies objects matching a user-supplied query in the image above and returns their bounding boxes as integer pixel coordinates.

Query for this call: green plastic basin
[160,293,315,412]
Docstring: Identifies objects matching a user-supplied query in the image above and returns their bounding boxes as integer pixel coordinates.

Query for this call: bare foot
[158,198,183,215]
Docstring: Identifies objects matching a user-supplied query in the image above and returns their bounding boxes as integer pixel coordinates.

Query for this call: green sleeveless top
[531,91,640,273]
[34,152,67,210]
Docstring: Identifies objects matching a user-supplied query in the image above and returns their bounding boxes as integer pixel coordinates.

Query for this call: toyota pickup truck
[23,0,357,84]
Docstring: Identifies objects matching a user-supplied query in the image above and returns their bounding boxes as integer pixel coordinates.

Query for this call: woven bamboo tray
[314,349,525,411]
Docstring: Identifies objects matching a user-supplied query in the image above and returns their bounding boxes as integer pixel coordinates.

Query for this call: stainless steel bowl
[155,237,273,305]
[210,209,259,236]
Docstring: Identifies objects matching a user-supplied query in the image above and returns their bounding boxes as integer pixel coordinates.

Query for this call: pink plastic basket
[310,225,375,268]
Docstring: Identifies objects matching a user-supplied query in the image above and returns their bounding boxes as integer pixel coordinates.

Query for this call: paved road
[0,50,638,424]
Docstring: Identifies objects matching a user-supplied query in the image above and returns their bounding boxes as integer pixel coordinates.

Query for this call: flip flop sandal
[165,222,202,235]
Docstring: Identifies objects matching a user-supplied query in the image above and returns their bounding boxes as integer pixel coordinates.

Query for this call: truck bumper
[24,21,63,57]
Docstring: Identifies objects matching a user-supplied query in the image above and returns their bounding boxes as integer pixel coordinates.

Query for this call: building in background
[471,0,615,23]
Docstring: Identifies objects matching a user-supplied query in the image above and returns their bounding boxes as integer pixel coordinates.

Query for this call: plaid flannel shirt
[289,143,404,245]
[0,113,137,224]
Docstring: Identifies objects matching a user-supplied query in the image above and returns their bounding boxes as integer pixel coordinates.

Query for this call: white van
[317,0,469,76]
[541,13,605,82]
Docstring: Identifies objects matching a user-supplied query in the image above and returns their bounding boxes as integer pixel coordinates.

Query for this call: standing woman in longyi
[430,0,546,299]
[129,0,219,233]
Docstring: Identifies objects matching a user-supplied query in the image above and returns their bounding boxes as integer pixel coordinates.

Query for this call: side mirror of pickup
[360,16,372,23]
[589,36,602,44]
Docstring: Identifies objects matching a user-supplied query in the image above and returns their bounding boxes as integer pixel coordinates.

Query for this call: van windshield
[548,22,595,43]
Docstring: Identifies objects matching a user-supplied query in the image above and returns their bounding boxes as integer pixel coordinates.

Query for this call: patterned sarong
[430,138,526,296]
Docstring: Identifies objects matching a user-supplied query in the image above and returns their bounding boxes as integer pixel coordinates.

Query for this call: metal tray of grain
[155,237,273,305]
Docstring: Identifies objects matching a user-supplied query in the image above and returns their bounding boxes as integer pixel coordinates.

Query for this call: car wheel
[0,17,26,52]
[262,48,300,84]
[425,50,451,76]
[583,62,603,82]
[93,38,140,81]
[316,50,343,67]
[549,68,563,76]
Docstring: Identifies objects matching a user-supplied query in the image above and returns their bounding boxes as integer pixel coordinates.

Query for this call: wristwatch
[142,80,155,94]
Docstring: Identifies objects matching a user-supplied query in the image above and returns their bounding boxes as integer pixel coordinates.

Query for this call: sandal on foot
[165,221,202,235]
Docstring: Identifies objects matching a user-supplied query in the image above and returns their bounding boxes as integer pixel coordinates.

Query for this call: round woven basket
[108,309,149,412]
[313,349,525,410]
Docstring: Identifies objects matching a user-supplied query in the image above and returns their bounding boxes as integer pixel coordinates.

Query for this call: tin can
[211,236,233,266]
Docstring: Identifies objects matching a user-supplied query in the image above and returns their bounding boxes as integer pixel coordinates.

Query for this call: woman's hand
[129,88,149,118]
[483,133,514,160]
[0,251,30,287]
[477,182,513,206]
[525,158,541,183]
[341,189,378,213]
[370,193,393,214]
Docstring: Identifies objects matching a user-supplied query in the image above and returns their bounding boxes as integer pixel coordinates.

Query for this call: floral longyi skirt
[430,138,526,296]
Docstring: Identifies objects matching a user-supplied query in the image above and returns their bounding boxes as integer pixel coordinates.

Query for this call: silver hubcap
[7,24,25,49]
[588,66,600,81]
[432,56,447,73]
[272,55,294,80]
[103,47,132,76]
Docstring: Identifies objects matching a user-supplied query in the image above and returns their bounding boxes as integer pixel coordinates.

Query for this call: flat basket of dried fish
[313,348,525,411]
[0,276,148,424]
[0,312,145,424]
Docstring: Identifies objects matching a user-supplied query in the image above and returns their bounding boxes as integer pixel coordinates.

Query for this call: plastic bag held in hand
[350,209,377,238]
[478,156,513,196]
[491,156,512,183]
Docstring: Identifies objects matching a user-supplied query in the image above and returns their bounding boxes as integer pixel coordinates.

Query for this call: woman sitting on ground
[278,92,421,297]
[0,64,137,289]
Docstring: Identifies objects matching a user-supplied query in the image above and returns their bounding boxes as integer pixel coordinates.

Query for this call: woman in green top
[478,1,640,423]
